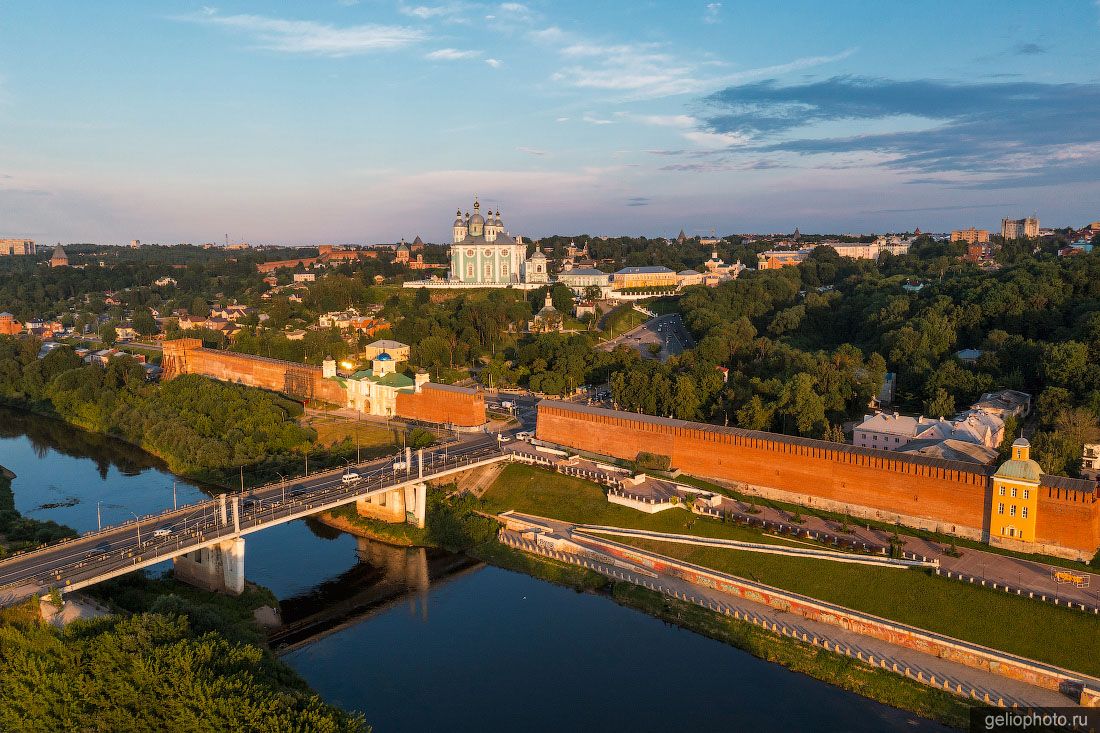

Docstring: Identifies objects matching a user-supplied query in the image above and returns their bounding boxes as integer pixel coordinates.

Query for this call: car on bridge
[153,528,172,538]
[341,472,361,484]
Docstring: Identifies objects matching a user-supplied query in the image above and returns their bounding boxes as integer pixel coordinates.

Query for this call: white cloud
[498,2,534,21]
[582,113,614,125]
[399,2,471,20]
[180,11,426,56]
[631,114,697,128]
[517,146,548,157]
[704,2,721,24]
[528,26,566,43]
[681,130,749,148]
[426,48,480,60]
[555,117,569,122]
[485,58,503,68]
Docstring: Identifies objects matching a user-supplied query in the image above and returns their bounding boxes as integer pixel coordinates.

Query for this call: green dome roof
[994,458,1042,483]
[995,439,1042,483]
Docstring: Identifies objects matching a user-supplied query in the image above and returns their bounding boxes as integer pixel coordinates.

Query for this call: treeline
[678,245,1100,474]
[0,338,315,476]
[0,586,365,731]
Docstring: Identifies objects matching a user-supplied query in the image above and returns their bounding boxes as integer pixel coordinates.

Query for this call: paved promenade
[500,522,1080,710]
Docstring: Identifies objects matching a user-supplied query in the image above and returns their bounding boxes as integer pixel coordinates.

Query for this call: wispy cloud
[426,48,479,60]
[699,75,1100,187]
[179,10,426,56]
[626,196,650,206]
[703,3,721,24]
[540,26,855,100]
[399,2,471,21]
[485,58,503,68]
[1013,42,1047,55]
[582,113,614,125]
[517,146,548,157]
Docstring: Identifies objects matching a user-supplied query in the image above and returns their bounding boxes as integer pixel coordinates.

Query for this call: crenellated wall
[536,400,1100,557]
[162,339,485,427]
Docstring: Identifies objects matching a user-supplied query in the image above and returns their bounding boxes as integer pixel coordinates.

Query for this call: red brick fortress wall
[535,400,1100,556]
[396,383,485,427]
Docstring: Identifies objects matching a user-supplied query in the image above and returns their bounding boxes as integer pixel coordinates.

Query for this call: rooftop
[614,266,676,275]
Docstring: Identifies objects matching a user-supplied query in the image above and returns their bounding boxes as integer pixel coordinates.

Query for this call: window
[1022,507,1028,519]
[502,264,509,277]
[466,249,474,257]
[1023,489,1029,499]
[998,487,1005,496]
[1009,505,1016,516]
[484,263,492,278]
[466,264,474,278]
[1011,487,1017,498]
[997,503,1004,515]
[484,249,493,257]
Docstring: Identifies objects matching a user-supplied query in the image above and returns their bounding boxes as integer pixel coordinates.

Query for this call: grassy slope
[481,463,1100,678]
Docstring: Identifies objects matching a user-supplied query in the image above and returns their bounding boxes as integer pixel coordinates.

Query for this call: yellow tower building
[989,438,1041,543]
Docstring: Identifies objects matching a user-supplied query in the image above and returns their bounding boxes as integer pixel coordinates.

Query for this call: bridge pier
[356,482,427,529]
[172,537,246,595]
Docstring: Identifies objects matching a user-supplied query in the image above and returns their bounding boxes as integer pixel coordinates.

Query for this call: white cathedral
[448,197,547,286]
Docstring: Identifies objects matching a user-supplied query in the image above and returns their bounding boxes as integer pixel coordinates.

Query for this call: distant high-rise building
[951,228,990,244]
[0,239,36,256]
[1001,217,1039,240]
[130,239,141,248]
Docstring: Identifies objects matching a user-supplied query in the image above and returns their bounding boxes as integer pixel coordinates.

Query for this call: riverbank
[0,457,366,731]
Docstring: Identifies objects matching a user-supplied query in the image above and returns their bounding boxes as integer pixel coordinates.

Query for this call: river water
[0,409,948,732]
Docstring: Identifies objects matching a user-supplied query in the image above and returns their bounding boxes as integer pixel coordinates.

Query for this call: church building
[448,197,534,286]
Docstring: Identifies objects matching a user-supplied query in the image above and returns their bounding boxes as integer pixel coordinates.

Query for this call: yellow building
[989,438,1040,543]
[951,228,990,244]
[611,266,678,291]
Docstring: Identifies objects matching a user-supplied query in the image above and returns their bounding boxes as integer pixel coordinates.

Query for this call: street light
[277,472,287,503]
[97,501,103,532]
[129,511,141,548]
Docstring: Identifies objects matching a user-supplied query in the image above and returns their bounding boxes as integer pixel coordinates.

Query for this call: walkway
[500,525,1080,710]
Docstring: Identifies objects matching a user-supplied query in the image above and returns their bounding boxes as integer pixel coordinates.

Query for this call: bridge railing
[0,446,511,592]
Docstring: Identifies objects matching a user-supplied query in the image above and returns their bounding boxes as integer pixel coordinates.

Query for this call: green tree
[924,388,956,419]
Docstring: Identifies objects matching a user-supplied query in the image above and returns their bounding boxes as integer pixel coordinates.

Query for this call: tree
[924,388,955,419]
[99,321,119,346]
[132,310,158,336]
[189,296,209,317]
[584,285,603,302]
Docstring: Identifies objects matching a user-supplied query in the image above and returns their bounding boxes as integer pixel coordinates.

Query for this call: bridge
[0,435,510,606]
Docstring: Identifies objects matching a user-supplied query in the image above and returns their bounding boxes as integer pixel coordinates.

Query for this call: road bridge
[0,436,509,606]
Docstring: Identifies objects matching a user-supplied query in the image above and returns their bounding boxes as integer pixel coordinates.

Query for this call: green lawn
[481,463,800,547]
[482,463,1100,678]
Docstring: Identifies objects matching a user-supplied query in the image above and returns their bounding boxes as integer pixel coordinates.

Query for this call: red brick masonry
[535,400,1099,556]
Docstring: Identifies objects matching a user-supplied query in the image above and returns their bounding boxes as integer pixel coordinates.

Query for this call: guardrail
[935,568,1100,615]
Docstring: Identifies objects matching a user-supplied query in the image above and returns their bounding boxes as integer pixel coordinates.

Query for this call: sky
[1,0,1099,244]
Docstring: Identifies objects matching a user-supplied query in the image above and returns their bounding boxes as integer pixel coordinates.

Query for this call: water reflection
[271,537,480,652]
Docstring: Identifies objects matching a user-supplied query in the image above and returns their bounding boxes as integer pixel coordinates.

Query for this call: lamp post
[97,501,102,532]
[172,481,177,511]
[277,472,287,503]
[129,511,141,548]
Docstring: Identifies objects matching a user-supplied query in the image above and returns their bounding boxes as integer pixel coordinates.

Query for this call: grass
[482,463,1100,678]
[600,304,648,338]
[610,583,974,729]
[675,474,1097,573]
[481,463,802,548]
[619,536,1100,677]
[303,415,400,450]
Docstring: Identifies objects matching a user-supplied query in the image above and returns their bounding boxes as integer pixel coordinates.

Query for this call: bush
[635,451,671,471]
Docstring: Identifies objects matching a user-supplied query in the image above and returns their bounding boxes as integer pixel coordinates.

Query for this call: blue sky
[1,1,1099,244]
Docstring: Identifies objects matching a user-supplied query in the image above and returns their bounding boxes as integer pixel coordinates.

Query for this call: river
[0,408,948,732]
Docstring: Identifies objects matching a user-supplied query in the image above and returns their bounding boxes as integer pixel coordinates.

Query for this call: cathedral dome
[453,209,464,227]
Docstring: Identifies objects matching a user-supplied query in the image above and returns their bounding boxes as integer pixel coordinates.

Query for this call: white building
[323,349,428,417]
[449,197,530,285]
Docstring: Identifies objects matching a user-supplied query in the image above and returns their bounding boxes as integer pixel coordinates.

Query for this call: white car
[496,434,511,443]
[393,461,408,471]
[341,472,361,484]
[500,400,514,409]
[152,528,171,538]
[516,431,533,441]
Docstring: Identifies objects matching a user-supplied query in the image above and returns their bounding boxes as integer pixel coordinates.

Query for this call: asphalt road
[598,313,693,362]
[0,433,504,605]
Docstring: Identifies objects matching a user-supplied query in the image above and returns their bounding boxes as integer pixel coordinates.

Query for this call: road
[598,312,693,362]
[0,433,506,605]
